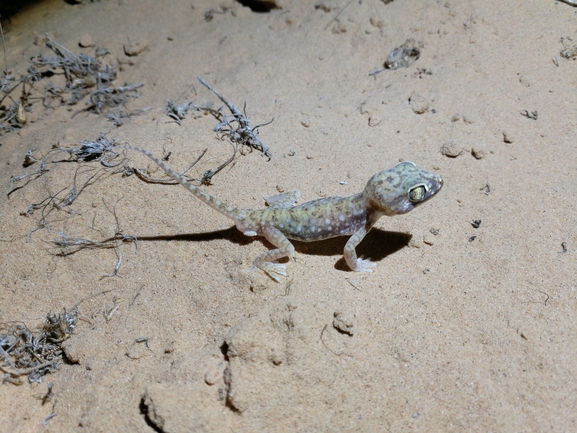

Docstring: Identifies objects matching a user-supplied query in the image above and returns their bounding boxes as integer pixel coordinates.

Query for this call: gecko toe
[257,262,287,282]
[353,257,375,273]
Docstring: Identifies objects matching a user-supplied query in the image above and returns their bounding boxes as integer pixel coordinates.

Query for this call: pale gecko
[119,145,443,281]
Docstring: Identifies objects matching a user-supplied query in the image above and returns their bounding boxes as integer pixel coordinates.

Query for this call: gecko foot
[351,257,375,273]
[252,262,287,282]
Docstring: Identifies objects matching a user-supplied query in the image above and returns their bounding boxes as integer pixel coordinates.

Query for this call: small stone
[502,131,514,143]
[61,340,82,364]
[441,141,464,158]
[79,34,94,48]
[333,311,354,336]
[204,367,220,385]
[409,93,429,114]
[471,147,486,159]
[124,40,149,57]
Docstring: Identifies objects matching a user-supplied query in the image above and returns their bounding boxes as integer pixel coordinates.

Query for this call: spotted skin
[119,145,443,281]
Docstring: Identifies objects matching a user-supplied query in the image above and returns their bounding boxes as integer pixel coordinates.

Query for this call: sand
[0,0,576,431]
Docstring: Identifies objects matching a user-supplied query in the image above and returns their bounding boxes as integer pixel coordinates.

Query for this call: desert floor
[0,0,576,431]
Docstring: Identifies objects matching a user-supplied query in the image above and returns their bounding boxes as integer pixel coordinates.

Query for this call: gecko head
[366,161,443,215]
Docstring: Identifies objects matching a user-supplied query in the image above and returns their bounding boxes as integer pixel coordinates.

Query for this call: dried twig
[57,133,122,166]
[195,76,273,159]
[49,198,137,278]
[0,35,146,135]
[166,100,193,125]
[1,309,77,385]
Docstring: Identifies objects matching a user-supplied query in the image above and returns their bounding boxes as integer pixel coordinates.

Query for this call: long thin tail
[117,145,238,220]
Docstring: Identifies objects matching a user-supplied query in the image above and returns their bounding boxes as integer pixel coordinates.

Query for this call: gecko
[119,145,443,281]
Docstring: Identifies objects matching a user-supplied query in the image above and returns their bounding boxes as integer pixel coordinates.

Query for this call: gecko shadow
[291,228,412,271]
[136,226,412,271]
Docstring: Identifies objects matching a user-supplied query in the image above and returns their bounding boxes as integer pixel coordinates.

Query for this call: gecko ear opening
[408,184,427,203]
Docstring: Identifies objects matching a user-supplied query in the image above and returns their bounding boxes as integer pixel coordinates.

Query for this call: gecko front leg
[251,225,295,281]
[343,226,376,272]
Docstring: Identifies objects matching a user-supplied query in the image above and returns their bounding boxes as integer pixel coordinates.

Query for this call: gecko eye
[408,184,427,203]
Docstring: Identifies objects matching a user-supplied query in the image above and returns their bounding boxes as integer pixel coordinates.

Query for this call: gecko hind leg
[263,190,301,209]
[251,225,295,281]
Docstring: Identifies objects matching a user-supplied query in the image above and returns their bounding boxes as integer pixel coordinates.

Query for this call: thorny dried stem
[57,133,123,166]
[195,76,273,159]
[50,198,137,279]
[163,77,272,182]
[1,309,77,385]
[18,164,117,242]
[0,34,146,134]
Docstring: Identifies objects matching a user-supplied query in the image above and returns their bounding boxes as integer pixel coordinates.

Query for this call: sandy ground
[0,0,576,431]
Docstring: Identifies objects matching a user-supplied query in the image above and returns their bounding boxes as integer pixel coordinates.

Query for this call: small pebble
[124,40,149,57]
[441,141,464,158]
[471,147,486,159]
[333,311,354,336]
[409,93,429,114]
[79,34,94,48]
